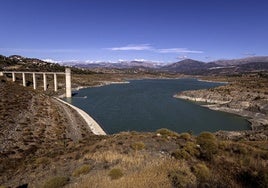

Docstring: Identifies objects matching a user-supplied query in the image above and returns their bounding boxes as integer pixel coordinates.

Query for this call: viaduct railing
[0,68,72,98]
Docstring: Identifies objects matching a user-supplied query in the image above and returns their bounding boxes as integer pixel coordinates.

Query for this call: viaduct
[0,68,72,98]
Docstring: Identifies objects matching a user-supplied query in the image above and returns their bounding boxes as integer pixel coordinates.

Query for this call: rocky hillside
[175,75,268,130]
[0,55,92,74]
[0,55,65,72]
[0,78,94,187]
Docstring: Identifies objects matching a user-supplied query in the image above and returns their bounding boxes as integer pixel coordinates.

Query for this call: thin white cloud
[107,45,203,54]
[108,44,153,51]
[158,48,203,54]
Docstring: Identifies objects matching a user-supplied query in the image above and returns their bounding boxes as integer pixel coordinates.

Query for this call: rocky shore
[174,76,268,131]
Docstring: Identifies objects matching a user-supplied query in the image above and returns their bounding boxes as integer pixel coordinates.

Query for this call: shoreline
[54,97,106,135]
[197,79,228,84]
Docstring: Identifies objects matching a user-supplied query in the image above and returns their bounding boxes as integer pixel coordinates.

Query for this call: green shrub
[108,168,123,180]
[193,163,211,182]
[218,141,229,150]
[156,128,179,138]
[172,149,191,160]
[168,167,196,187]
[42,176,69,188]
[180,133,191,140]
[72,164,92,177]
[197,132,215,140]
[131,141,145,151]
[184,142,200,157]
[197,132,218,160]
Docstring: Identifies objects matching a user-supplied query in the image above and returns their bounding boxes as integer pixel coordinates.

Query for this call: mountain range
[1,54,268,75]
[67,56,268,75]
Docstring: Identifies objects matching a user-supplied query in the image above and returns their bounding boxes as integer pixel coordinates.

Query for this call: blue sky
[0,0,267,63]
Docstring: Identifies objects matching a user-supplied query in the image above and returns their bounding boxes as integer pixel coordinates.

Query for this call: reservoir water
[67,79,250,134]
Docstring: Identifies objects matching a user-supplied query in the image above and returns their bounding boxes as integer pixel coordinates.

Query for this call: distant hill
[161,59,211,74]
[212,56,268,66]
[161,56,268,75]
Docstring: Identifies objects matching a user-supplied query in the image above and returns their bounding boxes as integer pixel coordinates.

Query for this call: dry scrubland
[0,74,268,187]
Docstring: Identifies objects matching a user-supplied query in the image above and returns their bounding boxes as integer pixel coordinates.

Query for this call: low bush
[193,163,211,182]
[131,141,145,151]
[42,176,69,188]
[168,166,196,187]
[197,132,218,160]
[72,164,92,177]
[172,149,191,160]
[184,142,200,157]
[156,128,179,138]
[108,168,123,180]
[180,133,191,140]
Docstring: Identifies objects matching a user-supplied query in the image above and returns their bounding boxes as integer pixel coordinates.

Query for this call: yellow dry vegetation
[67,151,185,188]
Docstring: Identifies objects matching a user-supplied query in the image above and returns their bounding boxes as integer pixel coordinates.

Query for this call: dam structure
[0,68,72,98]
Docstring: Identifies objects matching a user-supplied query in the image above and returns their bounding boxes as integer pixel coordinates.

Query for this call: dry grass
[67,158,181,188]
[84,150,147,170]
[72,165,92,177]
[42,176,69,188]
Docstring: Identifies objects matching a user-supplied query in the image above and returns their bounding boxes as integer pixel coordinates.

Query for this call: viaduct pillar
[65,68,71,98]
[43,73,47,91]
[54,73,57,92]
[33,73,37,90]
[22,73,26,86]
[12,72,16,82]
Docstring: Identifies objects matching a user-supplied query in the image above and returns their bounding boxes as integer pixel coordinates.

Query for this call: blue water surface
[66,79,250,134]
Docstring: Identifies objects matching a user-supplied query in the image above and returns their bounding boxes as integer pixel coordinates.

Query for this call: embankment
[54,97,106,135]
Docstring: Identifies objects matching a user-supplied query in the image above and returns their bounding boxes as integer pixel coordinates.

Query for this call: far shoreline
[174,94,265,131]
